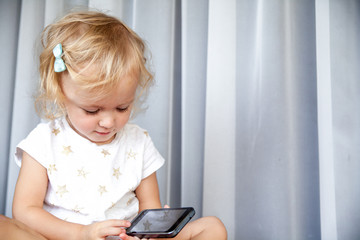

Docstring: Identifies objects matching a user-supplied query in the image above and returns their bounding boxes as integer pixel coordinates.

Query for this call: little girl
[12,11,226,240]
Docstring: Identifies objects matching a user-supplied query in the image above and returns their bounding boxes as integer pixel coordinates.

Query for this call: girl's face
[61,69,138,145]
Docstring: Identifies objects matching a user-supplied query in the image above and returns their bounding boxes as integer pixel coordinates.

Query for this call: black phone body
[126,207,195,238]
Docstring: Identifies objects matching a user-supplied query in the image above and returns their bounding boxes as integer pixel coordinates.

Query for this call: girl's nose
[99,114,115,129]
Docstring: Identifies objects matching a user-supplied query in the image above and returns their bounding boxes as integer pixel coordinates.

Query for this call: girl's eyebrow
[77,103,101,109]
[118,99,135,107]
[116,97,135,106]
[79,98,135,109]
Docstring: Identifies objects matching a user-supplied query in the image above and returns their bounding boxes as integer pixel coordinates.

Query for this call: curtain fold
[316,0,337,239]
[1,0,359,239]
[330,0,360,239]
[0,0,21,216]
[203,0,236,238]
[236,1,320,239]
[180,0,208,218]
[5,0,44,216]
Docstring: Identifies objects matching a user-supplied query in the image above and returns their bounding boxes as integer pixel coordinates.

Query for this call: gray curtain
[1,0,359,239]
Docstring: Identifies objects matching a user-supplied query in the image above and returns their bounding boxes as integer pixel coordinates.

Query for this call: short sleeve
[141,133,165,179]
[14,123,51,168]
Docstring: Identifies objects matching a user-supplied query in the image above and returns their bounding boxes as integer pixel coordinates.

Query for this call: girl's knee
[200,216,227,238]
[176,216,227,240]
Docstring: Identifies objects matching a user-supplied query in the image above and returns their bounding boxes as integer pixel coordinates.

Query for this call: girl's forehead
[61,70,138,107]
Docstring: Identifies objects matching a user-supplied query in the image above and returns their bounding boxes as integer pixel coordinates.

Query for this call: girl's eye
[84,109,99,115]
[117,107,129,113]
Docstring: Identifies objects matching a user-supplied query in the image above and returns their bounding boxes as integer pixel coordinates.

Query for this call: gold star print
[77,167,89,179]
[109,202,116,209]
[48,164,57,175]
[52,128,60,136]
[72,205,83,213]
[113,167,121,179]
[127,149,137,160]
[98,185,108,196]
[56,185,68,197]
[62,145,73,156]
[127,197,133,206]
[144,131,149,137]
[101,149,110,157]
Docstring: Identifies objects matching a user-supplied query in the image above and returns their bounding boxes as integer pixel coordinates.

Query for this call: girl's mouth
[95,131,111,135]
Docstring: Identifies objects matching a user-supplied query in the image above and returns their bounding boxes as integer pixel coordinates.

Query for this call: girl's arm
[13,151,130,240]
[135,172,162,212]
[118,172,163,240]
[13,151,83,240]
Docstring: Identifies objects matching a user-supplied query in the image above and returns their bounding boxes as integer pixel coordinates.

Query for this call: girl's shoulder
[122,123,146,133]
[26,117,67,138]
[15,118,67,167]
[120,123,151,140]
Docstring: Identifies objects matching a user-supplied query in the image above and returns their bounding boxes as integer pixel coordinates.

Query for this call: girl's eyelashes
[84,109,100,115]
[116,106,129,112]
[82,107,129,114]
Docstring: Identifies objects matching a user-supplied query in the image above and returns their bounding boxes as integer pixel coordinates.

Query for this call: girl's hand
[80,219,130,240]
[118,233,152,240]
[121,205,171,240]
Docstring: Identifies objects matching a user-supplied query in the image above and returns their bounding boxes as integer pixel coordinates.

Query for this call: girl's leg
[172,216,227,240]
[0,215,47,240]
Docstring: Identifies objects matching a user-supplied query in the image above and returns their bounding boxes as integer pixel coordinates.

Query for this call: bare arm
[135,172,162,212]
[13,151,130,240]
[13,151,84,240]
[117,173,163,240]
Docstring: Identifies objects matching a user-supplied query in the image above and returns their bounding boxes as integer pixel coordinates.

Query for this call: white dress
[15,117,165,224]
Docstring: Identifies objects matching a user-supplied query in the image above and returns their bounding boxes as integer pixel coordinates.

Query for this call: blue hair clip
[53,43,66,72]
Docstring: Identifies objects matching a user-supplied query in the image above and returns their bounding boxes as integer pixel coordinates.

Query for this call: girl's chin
[89,133,116,145]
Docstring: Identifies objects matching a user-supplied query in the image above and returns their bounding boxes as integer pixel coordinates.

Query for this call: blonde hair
[37,11,153,119]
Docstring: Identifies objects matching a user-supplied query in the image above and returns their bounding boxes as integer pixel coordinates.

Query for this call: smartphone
[126,207,195,238]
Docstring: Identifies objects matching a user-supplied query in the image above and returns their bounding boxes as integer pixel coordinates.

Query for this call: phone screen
[131,209,186,232]
[126,207,195,238]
